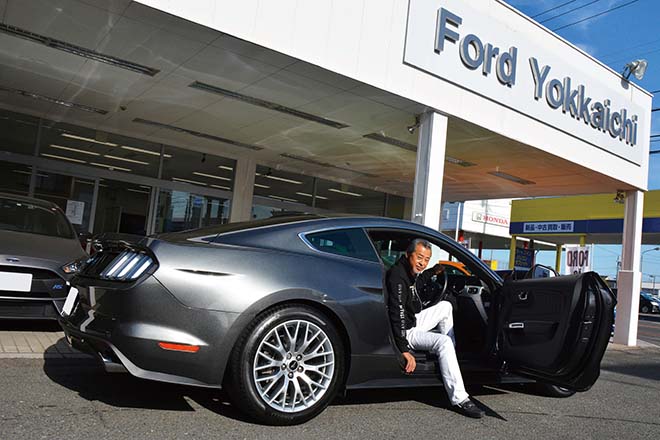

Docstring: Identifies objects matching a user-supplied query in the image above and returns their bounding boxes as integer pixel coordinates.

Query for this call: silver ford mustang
[0,192,86,319]
[59,214,615,425]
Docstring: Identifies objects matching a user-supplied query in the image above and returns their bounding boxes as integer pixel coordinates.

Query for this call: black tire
[225,304,345,425]
[535,383,576,398]
[641,305,650,314]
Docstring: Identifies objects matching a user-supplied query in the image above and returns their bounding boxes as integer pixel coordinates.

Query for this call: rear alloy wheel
[226,305,344,425]
[641,305,650,314]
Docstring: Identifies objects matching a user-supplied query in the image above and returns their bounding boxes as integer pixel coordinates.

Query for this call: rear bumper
[58,276,241,388]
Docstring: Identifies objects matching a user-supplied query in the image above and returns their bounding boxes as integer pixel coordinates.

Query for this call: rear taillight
[99,251,154,281]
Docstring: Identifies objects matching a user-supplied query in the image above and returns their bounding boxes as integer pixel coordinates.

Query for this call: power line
[552,0,640,32]
[599,37,660,62]
[540,0,603,24]
[532,0,578,18]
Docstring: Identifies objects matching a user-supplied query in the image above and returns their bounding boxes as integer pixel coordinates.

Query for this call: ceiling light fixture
[103,155,150,165]
[132,118,263,151]
[328,188,363,197]
[363,133,417,152]
[126,188,150,195]
[193,171,232,181]
[218,165,234,171]
[61,133,117,147]
[254,183,271,189]
[296,192,329,200]
[50,144,100,156]
[0,86,108,115]
[13,169,48,178]
[0,23,160,76]
[488,171,535,185]
[280,153,377,178]
[256,173,303,185]
[189,81,349,129]
[121,145,172,158]
[268,195,299,203]
[90,162,131,172]
[41,153,86,163]
[210,184,231,191]
[172,177,207,186]
[445,156,477,167]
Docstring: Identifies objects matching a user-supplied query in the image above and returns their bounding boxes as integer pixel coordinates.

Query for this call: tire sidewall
[237,306,344,424]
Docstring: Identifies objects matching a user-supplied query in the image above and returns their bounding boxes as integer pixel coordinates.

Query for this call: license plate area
[62,287,79,317]
[0,271,33,292]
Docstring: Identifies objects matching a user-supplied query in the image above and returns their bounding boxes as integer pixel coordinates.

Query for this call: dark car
[640,292,660,314]
[59,215,615,424]
[0,193,87,319]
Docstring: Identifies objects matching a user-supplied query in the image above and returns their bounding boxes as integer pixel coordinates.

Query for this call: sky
[496,0,660,281]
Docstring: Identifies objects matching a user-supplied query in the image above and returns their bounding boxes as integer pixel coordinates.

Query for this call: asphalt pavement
[0,322,659,440]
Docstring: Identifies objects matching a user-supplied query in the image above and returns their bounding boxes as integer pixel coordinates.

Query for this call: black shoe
[454,398,485,419]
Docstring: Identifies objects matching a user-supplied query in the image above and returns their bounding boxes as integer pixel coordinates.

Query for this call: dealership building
[0,0,652,345]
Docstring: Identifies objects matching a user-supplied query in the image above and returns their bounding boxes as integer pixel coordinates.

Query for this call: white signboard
[404,0,646,165]
[65,200,85,225]
[472,212,509,227]
[564,245,592,275]
[523,221,574,233]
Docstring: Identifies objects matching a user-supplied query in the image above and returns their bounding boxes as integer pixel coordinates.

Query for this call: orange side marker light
[158,342,200,353]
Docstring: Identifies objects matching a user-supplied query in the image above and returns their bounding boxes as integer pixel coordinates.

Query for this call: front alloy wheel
[226,305,344,425]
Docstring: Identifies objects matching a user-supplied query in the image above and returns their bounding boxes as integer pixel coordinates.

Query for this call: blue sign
[514,248,534,269]
[523,221,574,233]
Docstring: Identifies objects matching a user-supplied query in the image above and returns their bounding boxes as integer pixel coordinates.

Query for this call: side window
[367,229,451,269]
[305,228,379,262]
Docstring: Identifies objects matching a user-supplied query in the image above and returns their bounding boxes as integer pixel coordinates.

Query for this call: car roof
[157,214,437,241]
[0,192,60,209]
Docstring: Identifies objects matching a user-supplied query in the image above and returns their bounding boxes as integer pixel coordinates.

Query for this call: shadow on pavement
[41,338,254,423]
[42,337,507,423]
[639,314,660,323]
[0,319,61,332]
[602,362,660,382]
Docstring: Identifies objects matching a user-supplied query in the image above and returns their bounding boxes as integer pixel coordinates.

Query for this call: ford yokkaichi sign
[404,0,646,165]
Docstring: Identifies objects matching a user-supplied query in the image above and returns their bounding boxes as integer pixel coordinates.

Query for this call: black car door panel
[499,272,615,391]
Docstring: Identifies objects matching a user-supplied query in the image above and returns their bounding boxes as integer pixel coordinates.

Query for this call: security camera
[613,190,626,204]
[407,115,421,134]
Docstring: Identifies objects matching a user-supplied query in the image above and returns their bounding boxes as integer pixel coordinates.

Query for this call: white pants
[406,301,469,405]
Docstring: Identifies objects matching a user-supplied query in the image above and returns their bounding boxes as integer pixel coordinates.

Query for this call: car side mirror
[525,264,558,279]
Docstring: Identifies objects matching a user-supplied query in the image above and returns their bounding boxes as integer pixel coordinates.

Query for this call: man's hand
[402,352,416,374]
[434,263,446,275]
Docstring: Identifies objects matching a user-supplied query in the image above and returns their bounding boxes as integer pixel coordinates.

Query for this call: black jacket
[386,255,442,353]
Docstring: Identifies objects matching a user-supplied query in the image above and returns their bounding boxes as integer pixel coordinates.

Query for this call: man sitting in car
[386,238,484,419]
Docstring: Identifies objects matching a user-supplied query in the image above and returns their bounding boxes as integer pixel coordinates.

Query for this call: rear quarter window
[304,228,379,262]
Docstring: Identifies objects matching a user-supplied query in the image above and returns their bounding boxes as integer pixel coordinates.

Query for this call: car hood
[0,229,86,273]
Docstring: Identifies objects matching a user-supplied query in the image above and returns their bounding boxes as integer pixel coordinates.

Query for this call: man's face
[408,243,431,275]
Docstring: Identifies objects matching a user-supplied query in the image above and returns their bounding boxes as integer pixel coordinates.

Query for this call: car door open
[498,272,616,391]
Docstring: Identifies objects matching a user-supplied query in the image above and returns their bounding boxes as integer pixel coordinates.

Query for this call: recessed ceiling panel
[5,0,121,48]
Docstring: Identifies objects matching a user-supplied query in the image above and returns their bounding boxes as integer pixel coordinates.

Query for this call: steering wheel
[422,268,449,308]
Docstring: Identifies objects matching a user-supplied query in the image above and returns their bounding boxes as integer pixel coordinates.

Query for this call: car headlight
[62,257,88,274]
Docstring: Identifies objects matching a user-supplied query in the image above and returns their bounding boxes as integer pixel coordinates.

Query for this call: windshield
[0,197,75,239]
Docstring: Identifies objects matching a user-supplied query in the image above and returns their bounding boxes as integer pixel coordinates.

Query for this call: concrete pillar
[411,111,448,230]
[509,235,517,269]
[229,157,257,223]
[613,190,644,346]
